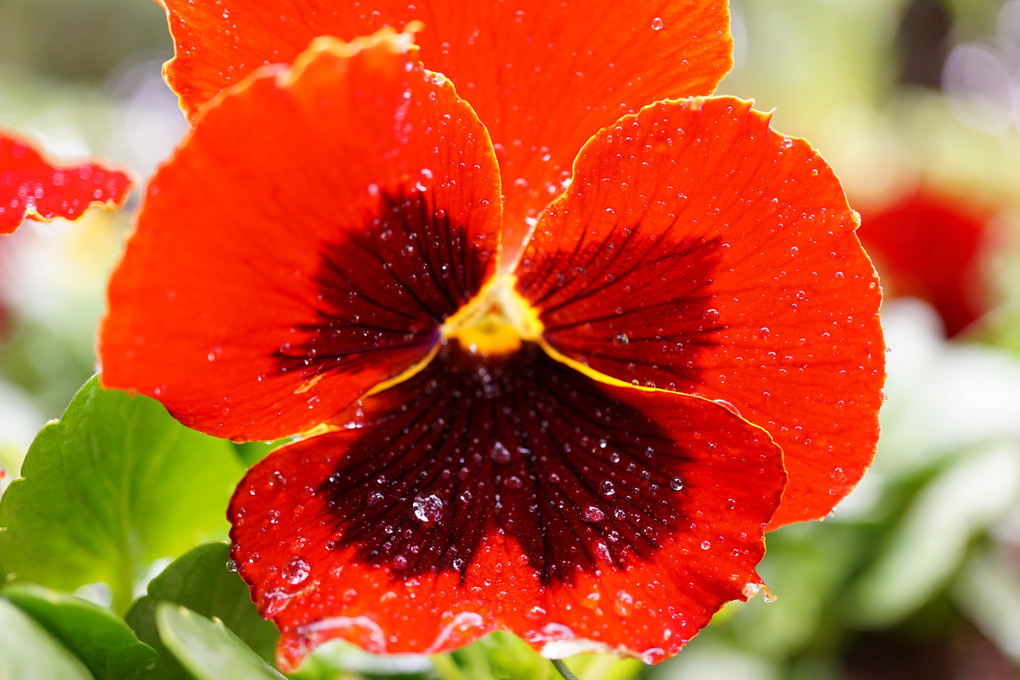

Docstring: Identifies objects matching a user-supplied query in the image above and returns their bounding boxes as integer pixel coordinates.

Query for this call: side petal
[100,30,502,441]
[0,131,133,235]
[515,97,884,527]
[156,0,733,256]
[229,341,785,670]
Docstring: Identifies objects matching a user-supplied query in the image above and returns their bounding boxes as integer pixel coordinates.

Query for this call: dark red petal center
[318,342,694,585]
[274,188,492,383]
[518,226,725,390]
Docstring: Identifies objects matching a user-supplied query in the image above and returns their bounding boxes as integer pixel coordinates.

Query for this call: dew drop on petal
[650,16,664,30]
[413,493,445,523]
[283,556,310,585]
[490,441,512,464]
[600,480,616,496]
[670,477,684,491]
[584,506,606,523]
[416,167,434,192]
[612,332,630,347]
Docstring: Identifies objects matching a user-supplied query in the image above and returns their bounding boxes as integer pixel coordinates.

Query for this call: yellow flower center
[441,276,543,356]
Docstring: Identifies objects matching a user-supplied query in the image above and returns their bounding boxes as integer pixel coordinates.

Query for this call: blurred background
[2,0,1020,678]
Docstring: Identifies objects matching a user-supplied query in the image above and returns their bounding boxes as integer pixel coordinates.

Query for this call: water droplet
[612,333,630,347]
[600,480,616,496]
[490,441,512,464]
[413,493,445,523]
[415,167,434,192]
[367,491,384,506]
[670,477,684,491]
[701,540,712,550]
[642,648,667,664]
[650,16,664,30]
[584,506,605,523]
[702,308,720,323]
[283,556,310,585]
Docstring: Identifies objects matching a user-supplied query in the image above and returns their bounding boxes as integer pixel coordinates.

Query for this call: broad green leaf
[156,603,285,680]
[126,542,278,680]
[2,583,156,680]
[292,640,436,680]
[0,375,245,614]
[848,442,1020,626]
[0,598,93,680]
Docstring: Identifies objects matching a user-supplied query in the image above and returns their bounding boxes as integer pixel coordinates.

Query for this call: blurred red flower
[100,1,884,669]
[857,190,994,337]
[0,131,133,235]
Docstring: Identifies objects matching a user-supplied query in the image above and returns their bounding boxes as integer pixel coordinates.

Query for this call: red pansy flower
[857,189,993,337]
[0,131,133,235]
[100,2,883,670]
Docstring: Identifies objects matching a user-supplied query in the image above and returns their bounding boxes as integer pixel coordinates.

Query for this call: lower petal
[229,341,784,669]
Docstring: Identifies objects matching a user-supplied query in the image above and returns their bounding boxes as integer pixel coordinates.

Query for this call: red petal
[100,31,502,441]
[230,341,784,669]
[0,131,133,235]
[156,0,732,257]
[857,190,991,337]
[515,97,884,527]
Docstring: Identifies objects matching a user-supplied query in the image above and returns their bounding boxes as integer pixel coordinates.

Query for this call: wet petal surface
[516,97,884,527]
[0,131,133,235]
[100,32,502,441]
[230,342,784,668]
[156,0,732,256]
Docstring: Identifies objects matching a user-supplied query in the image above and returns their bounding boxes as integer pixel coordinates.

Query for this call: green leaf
[0,597,94,680]
[2,583,156,680]
[126,542,279,680]
[232,441,283,468]
[156,603,286,680]
[0,375,245,615]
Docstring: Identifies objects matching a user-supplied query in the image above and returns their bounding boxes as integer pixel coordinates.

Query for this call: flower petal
[515,97,884,527]
[100,31,502,441]
[229,341,784,669]
[0,131,133,235]
[156,0,732,257]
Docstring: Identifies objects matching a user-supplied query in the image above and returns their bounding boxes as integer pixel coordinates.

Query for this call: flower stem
[551,659,580,680]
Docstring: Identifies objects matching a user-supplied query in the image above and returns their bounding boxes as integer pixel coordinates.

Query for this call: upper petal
[99,30,502,441]
[514,97,885,527]
[230,341,784,669]
[0,131,133,235]
[156,0,733,256]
